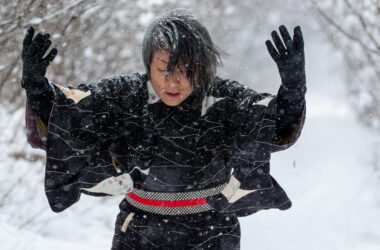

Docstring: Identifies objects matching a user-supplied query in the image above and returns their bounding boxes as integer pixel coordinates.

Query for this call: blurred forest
[0,0,379,249]
[311,0,380,129]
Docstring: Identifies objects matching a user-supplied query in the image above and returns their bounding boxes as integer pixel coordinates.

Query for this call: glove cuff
[22,76,50,95]
[281,70,306,91]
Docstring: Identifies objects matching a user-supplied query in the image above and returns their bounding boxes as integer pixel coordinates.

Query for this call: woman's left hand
[265,25,305,89]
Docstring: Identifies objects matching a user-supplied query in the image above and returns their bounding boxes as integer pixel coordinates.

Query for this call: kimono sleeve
[27,73,148,212]
[232,94,305,152]
[206,78,305,217]
[209,77,305,152]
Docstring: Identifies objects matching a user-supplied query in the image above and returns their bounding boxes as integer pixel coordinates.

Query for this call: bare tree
[310,0,380,129]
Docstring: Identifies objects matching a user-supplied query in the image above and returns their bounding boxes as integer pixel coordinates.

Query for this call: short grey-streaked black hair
[142,9,223,92]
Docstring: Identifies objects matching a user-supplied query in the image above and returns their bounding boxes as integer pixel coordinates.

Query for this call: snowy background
[1,0,379,249]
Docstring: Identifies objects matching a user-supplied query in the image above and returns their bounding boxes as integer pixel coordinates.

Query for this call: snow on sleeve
[42,74,147,212]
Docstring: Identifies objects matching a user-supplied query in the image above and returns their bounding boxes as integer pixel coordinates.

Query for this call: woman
[22,9,306,250]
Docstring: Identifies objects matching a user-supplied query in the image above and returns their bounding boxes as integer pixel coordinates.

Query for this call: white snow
[29,18,43,25]
[138,11,155,26]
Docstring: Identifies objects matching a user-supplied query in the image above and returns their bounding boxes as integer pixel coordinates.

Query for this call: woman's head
[142,9,222,106]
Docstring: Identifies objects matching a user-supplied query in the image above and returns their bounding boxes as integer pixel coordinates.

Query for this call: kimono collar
[147,80,160,104]
[147,83,210,123]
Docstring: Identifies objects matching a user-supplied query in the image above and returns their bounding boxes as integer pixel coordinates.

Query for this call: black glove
[21,26,57,94]
[266,26,306,144]
[265,25,305,92]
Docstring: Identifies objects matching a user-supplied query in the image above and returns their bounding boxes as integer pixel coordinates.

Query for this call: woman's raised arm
[21,27,149,212]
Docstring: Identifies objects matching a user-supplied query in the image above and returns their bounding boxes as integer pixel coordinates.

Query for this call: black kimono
[25,73,305,249]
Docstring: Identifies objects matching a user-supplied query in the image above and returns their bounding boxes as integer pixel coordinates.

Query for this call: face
[149,50,193,106]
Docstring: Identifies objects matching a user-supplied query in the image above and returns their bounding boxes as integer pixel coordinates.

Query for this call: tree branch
[343,0,380,51]
[311,0,380,55]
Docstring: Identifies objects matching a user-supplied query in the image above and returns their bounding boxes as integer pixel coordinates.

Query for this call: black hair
[142,9,223,92]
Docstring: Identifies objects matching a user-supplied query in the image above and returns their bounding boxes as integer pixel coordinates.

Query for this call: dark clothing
[24,73,305,249]
[112,200,240,250]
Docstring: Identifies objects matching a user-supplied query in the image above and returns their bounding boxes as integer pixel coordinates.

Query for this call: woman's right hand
[21,26,58,90]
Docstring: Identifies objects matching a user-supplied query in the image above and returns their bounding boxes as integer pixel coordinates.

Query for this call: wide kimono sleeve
[206,77,306,217]
[25,73,148,212]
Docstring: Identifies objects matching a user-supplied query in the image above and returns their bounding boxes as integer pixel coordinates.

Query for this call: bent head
[142,9,222,106]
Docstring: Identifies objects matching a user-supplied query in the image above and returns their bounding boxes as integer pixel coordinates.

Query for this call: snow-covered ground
[1,28,379,250]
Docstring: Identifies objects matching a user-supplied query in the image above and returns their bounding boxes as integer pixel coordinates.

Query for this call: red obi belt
[125,185,226,215]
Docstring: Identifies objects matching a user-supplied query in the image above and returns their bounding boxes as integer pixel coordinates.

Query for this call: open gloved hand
[265,25,305,91]
[21,26,58,93]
